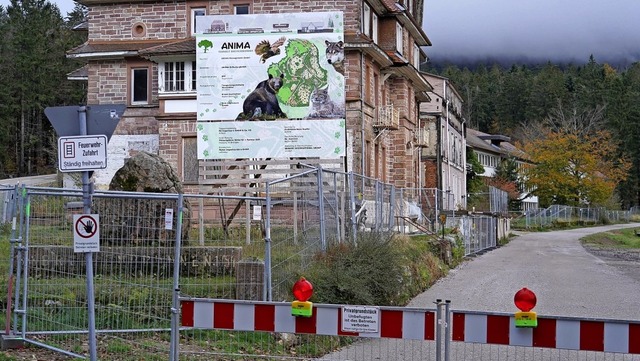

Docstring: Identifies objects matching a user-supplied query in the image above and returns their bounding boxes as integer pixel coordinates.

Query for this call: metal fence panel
[13,187,180,359]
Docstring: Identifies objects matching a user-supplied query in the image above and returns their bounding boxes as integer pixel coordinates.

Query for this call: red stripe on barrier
[254,304,275,332]
[337,308,359,336]
[295,310,317,334]
[580,320,604,352]
[629,323,640,354]
[381,310,403,338]
[532,318,556,348]
[424,311,435,340]
[486,315,510,345]
[452,313,465,341]
[213,302,235,329]
[181,301,194,327]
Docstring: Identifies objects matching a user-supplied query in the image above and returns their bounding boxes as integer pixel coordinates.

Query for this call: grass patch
[581,228,640,249]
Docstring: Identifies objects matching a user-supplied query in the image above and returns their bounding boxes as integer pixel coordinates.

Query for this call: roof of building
[67,40,177,58]
[467,128,528,160]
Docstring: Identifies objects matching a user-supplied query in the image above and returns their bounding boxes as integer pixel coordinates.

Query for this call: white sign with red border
[73,214,100,253]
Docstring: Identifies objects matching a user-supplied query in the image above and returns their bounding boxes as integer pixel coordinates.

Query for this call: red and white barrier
[180,299,436,340]
[452,311,640,354]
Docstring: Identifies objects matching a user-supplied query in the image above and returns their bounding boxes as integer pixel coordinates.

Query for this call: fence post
[375,180,381,231]
[444,300,451,361]
[389,185,395,230]
[349,172,357,243]
[333,172,340,243]
[317,167,326,252]
[169,193,184,361]
[265,181,273,301]
[435,299,442,361]
[4,185,19,336]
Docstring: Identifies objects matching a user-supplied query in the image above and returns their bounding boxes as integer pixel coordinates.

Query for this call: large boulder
[110,151,184,193]
[94,151,191,246]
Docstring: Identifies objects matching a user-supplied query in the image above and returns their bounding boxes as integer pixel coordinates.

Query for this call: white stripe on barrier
[556,319,580,350]
[604,323,627,353]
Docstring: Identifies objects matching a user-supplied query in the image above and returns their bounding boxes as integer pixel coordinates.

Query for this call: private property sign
[58,135,108,172]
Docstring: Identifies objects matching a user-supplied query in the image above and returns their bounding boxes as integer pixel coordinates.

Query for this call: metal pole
[435,299,442,361]
[333,172,340,242]
[79,106,98,361]
[444,300,451,361]
[5,186,19,335]
[349,172,357,244]
[264,182,272,301]
[169,194,184,361]
[317,167,326,252]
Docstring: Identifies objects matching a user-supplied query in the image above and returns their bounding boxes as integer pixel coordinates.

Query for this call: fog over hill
[422,0,640,70]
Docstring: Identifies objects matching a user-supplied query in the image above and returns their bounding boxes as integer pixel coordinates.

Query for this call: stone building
[419,72,467,210]
[67,0,432,194]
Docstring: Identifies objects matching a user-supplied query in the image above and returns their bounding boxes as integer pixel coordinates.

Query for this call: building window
[413,43,420,68]
[131,67,149,105]
[363,3,370,36]
[182,136,199,183]
[396,22,403,54]
[232,2,251,14]
[363,2,378,42]
[159,61,197,93]
[191,61,197,91]
[164,62,185,91]
[191,7,206,35]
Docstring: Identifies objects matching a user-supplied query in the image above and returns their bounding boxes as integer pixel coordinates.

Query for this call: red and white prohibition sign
[73,214,100,253]
[75,215,98,238]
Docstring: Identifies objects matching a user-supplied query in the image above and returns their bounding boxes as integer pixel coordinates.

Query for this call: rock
[93,151,191,246]
[110,151,184,193]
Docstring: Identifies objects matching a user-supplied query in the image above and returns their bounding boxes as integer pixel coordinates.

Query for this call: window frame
[188,2,208,36]
[395,22,403,54]
[158,57,197,94]
[230,0,251,14]
[362,2,379,42]
[128,61,152,105]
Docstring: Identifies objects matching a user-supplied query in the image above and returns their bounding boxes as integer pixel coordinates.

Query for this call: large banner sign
[195,11,345,159]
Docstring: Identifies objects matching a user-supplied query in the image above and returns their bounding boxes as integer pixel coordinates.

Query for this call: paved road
[0,174,57,186]
[321,224,640,361]
[409,223,640,321]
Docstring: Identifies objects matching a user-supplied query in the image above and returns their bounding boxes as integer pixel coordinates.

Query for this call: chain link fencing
[525,205,632,228]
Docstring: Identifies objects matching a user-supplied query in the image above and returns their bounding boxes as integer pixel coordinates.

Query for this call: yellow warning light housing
[514,311,537,328]
[291,300,313,317]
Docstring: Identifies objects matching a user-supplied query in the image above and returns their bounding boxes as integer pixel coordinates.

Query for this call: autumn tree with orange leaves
[520,129,630,208]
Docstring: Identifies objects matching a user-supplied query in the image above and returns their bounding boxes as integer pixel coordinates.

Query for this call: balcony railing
[374,105,399,129]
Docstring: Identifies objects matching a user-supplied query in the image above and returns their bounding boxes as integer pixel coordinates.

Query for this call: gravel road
[409,223,640,321]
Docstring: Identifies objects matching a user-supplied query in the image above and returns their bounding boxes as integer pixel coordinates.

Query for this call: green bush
[304,231,445,306]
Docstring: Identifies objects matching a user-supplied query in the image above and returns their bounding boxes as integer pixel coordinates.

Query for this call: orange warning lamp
[291,277,313,317]
[514,287,537,327]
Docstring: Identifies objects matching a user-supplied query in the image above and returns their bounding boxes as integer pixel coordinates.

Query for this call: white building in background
[419,72,467,211]
[466,128,538,212]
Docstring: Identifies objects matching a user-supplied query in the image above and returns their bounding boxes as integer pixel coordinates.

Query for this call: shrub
[304,231,445,306]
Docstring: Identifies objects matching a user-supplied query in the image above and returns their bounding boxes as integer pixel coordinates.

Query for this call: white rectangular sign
[165,208,174,230]
[58,135,108,172]
[73,214,100,253]
[341,306,379,333]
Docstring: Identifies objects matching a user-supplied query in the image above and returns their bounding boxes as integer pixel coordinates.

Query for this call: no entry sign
[73,214,100,253]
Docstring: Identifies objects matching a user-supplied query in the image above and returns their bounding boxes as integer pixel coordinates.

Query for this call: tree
[465,149,485,207]
[520,130,630,207]
[489,156,522,211]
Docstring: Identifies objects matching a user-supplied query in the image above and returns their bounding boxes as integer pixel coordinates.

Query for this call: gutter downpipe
[444,80,451,210]
[360,9,366,193]
[461,117,467,209]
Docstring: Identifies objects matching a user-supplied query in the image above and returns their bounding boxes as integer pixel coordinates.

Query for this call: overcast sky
[422,0,640,65]
[2,0,638,65]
